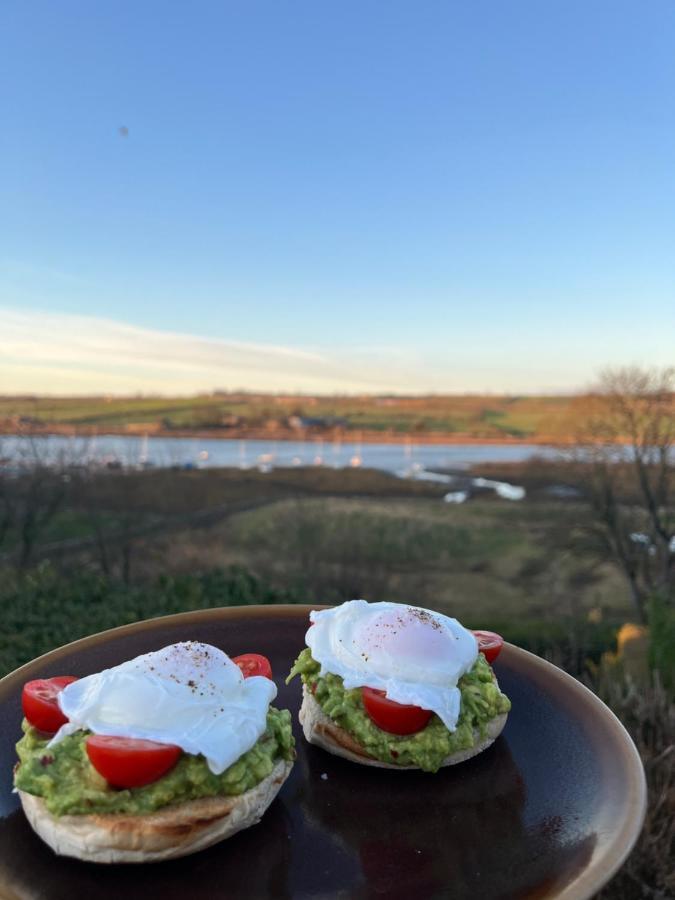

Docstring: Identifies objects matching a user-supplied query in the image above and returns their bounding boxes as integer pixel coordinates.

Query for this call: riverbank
[0,423,572,445]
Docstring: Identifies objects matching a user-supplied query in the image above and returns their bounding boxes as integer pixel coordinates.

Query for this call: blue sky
[1,1,674,394]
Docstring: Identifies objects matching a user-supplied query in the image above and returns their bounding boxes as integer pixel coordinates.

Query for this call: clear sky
[1,1,674,395]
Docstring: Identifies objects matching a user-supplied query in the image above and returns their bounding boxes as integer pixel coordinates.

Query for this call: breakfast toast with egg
[17,758,292,863]
[14,643,295,862]
[288,601,511,771]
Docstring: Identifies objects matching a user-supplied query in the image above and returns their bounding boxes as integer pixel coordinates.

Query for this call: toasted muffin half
[18,758,293,864]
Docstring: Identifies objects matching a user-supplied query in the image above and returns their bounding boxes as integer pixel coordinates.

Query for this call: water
[0,434,556,475]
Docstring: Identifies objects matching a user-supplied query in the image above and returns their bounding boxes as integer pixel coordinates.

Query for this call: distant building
[287,416,348,430]
[220,415,241,428]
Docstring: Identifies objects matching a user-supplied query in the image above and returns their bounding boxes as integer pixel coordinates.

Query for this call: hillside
[0,393,580,442]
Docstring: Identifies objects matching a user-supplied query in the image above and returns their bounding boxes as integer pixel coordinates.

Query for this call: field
[138,495,626,624]
[0,392,580,440]
[0,464,631,673]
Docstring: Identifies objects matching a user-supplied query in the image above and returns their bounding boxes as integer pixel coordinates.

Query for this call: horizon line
[0,388,592,400]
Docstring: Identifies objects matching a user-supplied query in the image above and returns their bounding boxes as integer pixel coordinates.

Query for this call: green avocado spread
[14,707,294,817]
[287,649,510,773]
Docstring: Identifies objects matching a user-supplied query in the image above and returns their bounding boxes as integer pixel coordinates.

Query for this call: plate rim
[0,603,647,900]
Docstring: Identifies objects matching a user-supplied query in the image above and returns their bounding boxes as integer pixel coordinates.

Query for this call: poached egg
[307,600,478,731]
[49,642,277,775]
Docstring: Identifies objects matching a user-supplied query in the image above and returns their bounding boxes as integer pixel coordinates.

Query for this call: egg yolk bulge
[49,642,277,775]
[307,601,478,731]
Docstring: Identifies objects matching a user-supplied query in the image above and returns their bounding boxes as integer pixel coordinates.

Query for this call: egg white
[49,642,277,775]
[307,600,478,731]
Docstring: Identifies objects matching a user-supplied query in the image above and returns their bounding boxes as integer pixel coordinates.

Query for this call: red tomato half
[362,687,432,735]
[22,676,78,734]
[232,653,273,680]
[472,630,504,664]
[86,736,182,788]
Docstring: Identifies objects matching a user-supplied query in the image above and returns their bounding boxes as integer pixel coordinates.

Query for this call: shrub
[0,563,305,677]
[648,595,675,696]
[475,617,618,676]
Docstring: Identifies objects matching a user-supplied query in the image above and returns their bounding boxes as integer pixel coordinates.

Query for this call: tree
[0,439,72,570]
[573,366,674,622]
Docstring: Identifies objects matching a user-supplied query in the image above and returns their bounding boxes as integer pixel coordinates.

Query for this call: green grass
[202,496,630,623]
[1,509,126,550]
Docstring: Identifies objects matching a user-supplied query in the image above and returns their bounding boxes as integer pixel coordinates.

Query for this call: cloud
[0,306,614,395]
[0,308,420,395]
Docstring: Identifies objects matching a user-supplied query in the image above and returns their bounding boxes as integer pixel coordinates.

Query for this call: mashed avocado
[287,649,510,773]
[14,707,294,817]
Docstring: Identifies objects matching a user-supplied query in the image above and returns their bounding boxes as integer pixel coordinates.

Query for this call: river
[1,434,557,475]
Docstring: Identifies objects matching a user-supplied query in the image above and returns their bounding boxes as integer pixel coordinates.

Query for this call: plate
[0,605,646,899]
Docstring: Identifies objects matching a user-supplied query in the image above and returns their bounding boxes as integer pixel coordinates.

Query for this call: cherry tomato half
[22,676,78,734]
[86,736,182,788]
[362,687,432,735]
[232,653,273,680]
[472,630,504,665]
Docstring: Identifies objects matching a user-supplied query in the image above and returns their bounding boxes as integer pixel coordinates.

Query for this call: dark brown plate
[0,606,646,899]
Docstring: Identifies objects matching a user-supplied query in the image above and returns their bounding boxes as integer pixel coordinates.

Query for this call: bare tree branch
[571,366,674,620]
